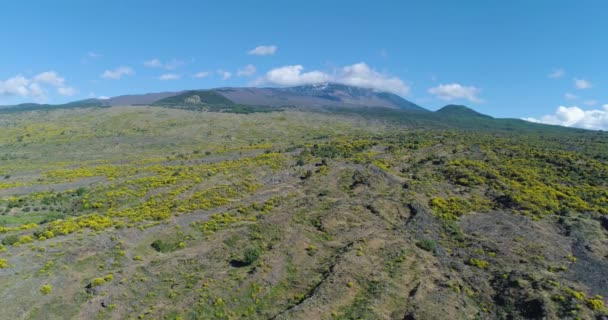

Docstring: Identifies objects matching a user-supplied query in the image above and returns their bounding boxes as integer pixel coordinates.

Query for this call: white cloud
[0,71,75,99]
[237,64,256,77]
[564,92,578,100]
[574,78,593,89]
[57,86,77,96]
[217,70,232,80]
[158,73,180,80]
[584,100,598,106]
[523,105,608,130]
[144,58,185,70]
[144,59,162,68]
[248,45,277,56]
[428,83,483,103]
[98,96,110,100]
[33,71,65,86]
[28,82,44,98]
[548,69,565,79]
[193,71,210,78]
[0,76,32,97]
[101,66,134,79]
[255,62,410,95]
[87,52,102,59]
[258,65,329,86]
[337,63,409,95]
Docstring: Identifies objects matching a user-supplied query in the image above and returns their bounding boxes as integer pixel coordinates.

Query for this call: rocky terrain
[0,89,607,319]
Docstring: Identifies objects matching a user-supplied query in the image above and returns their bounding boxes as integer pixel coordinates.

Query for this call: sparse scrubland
[0,106,607,319]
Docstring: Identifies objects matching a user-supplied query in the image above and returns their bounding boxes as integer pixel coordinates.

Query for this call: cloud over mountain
[255,62,410,95]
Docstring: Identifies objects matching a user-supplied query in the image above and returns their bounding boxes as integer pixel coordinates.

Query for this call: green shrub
[586,295,605,311]
[2,235,19,246]
[40,284,52,295]
[468,258,490,269]
[416,239,437,253]
[243,246,261,265]
[91,277,106,286]
[151,239,179,253]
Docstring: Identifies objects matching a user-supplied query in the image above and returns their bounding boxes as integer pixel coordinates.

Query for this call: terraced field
[1,106,607,319]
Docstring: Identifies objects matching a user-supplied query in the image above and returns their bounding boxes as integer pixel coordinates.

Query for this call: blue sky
[1,1,607,128]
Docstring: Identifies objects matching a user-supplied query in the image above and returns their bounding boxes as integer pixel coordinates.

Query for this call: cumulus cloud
[101,66,134,79]
[57,86,77,96]
[428,83,483,103]
[217,70,232,80]
[564,92,578,100]
[33,71,65,86]
[237,64,256,77]
[337,63,409,95]
[158,73,180,80]
[193,71,210,78]
[523,105,608,130]
[0,71,75,99]
[574,78,593,89]
[258,65,329,86]
[548,69,565,79]
[248,45,277,56]
[0,76,39,97]
[144,58,185,70]
[255,62,410,95]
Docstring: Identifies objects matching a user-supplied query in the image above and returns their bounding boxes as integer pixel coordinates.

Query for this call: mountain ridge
[0,83,591,133]
[0,83,425,111]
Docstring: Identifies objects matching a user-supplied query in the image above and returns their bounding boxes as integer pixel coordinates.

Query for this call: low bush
[416,239,437,253]
[40,284,52,295]
[243,246,261,265]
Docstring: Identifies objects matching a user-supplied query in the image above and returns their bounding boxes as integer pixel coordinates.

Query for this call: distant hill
[153,90,234,106]
[102,91,183,106]
[436,104,492,118]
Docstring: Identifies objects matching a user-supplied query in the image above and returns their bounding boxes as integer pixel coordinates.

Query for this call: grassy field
[0,106,607,319]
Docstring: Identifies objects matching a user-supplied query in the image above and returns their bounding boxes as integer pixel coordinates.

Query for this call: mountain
[0,83,425,113]
[216,83,426,111]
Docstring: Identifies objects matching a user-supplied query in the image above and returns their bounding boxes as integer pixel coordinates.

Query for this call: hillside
[436,104,492,118]
[0,106,607,319]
